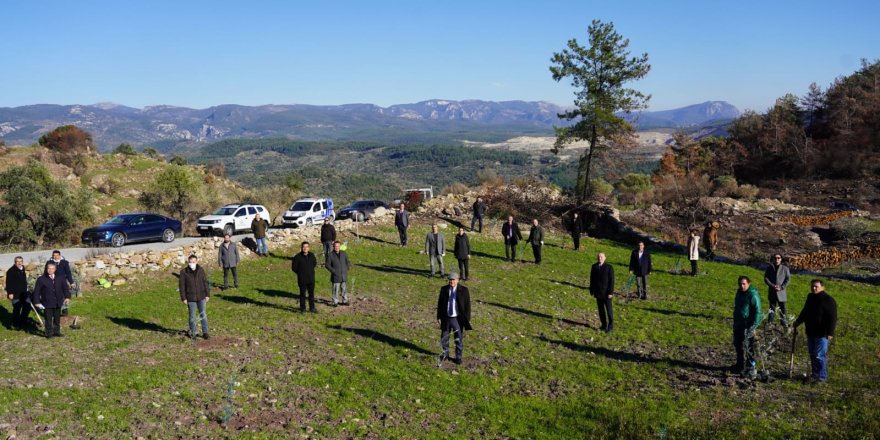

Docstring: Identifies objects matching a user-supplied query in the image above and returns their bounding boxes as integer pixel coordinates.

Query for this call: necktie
[448,289,456,316]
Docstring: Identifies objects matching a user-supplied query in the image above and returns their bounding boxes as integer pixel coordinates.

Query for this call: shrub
[477,169,504,187]
[712,176,738,197]
[615,173,653,205]
[441,182,469,195]
[113,143,137,155]
[138,165,200,220]
[142,147,161,159]
[169,155,187,166]
[830,217,870,242]
[732,184,760,200]
[589,178,615,203]
[38,125,94,154]
[653,173,712,206]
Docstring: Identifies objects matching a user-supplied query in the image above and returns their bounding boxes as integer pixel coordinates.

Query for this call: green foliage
[441,182,470,195]
[550,19,651,202]
[138,165,200,219]
[113,143,137,156]
[0,159,94,246]
[169,155,187,166]
[285,173,304,192]
[615,173,653,204]
[830,217,871,241]
[589,178,614,203]
[385,145,528,167]
[141,147,160,159]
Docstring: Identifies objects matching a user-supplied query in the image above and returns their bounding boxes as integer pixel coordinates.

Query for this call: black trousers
[457,258,469,280]
[470,216,483,232]
[596,297,614,330]
[505,242,517,261]
[43,307,62,336]
[11,299,31,326]
[440,317,464,359]
[397,226,408,246]
[532,244,542,264]
[322,241,333,262]
[222,266,238,288]
[298,282,316,311]
[690,259,698,276]
[572,233,580,250]
[733,326,756,371]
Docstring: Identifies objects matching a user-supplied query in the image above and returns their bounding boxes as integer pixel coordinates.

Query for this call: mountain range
[0,100,739,151]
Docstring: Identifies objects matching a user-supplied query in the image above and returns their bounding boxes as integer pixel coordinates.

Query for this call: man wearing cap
[436,272,472,365]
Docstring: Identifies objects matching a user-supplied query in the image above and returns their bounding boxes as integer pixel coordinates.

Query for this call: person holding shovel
[792,280,837,383]
[32,262,70,338]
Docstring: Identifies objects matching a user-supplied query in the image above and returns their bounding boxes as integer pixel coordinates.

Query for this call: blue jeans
[256,237,267,255]
[187,299,209,336]
[807,336,829,381]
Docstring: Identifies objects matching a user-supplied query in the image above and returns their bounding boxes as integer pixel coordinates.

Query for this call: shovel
[29,302,44,327]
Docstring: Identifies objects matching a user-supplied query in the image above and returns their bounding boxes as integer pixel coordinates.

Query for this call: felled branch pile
[780,211,854,227]
[787,243,880,271]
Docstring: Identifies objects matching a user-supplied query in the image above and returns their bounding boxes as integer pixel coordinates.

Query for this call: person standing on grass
[326,240,352,306]
[793,280,838,383]
[763,254,791,327]
[32,262,70,338]
[180,255,211,339]
[45,250,75,292]
[5,256,31,328]
[471,198,487,233]
[251,213,268,256]
[501,216,523,262]
[425,224,446,278]
[732,276,762,378]
[218,234,240,290]
[687,229,700,276]
[453,227,471,281]
[436,272,472,365]
[589,253,615,333]
[395,203,410,247]
[292,241,318,313]
[570,212,583,250]
[628,241,652,300]
[526,219,544,264]
[320,217,337,264]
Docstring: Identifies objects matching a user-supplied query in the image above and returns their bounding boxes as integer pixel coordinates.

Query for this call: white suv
[197,203,271,236]
[282,198,334,228]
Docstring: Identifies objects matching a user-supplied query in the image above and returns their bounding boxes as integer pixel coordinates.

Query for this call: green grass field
[1,223,878,439]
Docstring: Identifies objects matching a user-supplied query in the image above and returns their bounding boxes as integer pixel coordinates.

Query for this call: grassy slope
[0,222,878,439]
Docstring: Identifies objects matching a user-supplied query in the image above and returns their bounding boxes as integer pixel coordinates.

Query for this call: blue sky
[2,1,878,112]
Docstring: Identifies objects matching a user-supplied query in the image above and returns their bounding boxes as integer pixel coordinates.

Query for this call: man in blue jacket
[32,262,71,338]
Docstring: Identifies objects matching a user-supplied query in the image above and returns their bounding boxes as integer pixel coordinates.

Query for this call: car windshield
[289,202,313,211]
[212,207,238,215]
[351,201,371,208]
[105,215,130,225]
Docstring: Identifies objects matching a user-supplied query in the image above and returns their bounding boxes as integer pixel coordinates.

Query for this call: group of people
[4,202,840,382]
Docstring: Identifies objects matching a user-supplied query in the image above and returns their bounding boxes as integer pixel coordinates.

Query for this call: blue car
[81,213,183,247]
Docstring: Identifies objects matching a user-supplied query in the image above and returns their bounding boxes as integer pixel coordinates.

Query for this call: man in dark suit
[589,253,615,332]
[570,212,583,250]
[291,241,318,313]
[471,198,487,233]
[395,203,410,246]
[5,256,30,328]
[628,241,653,300]
[32,261,71,338]
[436,272,472,365]
[501,216,523,262]
[45,250,75,291]
[526,219,544,264]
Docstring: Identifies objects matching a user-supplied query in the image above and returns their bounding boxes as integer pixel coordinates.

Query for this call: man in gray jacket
[763,253,791,326]
[218,234,240,290]
[326,240,352,306]
[425,224,446,277]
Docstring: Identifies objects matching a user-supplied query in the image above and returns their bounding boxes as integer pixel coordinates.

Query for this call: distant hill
[1,100,738,152]
[623,101,740,129]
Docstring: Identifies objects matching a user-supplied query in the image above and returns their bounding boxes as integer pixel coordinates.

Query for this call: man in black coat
[436,272,472,365]
[628,241,653,300]
[501,216,523,262]
[5,256,30,328]
[453,227,471,281]
[793,279,838,383]
[45,250,75,291]
[32,261,71,338]
[291,241,318,313]
[470,198,487,233]
[526,219,544,264]
[570,212,583,251]
[589,253,615,332]
[320,218,337,264]
[395,204,410,246]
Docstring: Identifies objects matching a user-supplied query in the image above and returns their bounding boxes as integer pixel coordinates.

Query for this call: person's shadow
[536,335,727,372]
[217,294,300,313]
[107,316,183,335]
[482,300,587,327]
[357,234,396,245]
[469,250,508,262]
[358,264,431,277]
[326,324,434,355]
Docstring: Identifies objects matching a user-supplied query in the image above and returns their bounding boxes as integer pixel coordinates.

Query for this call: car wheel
[224,224,234,236]
[111,232,126,248]
[355,212,364,222]
[162,228,176,243]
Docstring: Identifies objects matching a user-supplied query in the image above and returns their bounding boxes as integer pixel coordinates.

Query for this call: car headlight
[105,231,113,239]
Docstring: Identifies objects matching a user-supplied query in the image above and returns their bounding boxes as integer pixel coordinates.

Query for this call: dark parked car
[81,213,182,247]
[336,200,388,222]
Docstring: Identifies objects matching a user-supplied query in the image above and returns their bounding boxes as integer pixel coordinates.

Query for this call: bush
[138,165,200,220]
[615,173,653,205]
[441,182,469,195]
[830,217,870,241]
[589,178,615,203]
[169,155,187,166]
[38,125,95,170]
[712,176,738,197]
[732,184,759,200]
[142,147,161,160]
[0,160,94,246]
[653,173,712,206]
[477,169,504,187]
[113,143,137,155]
